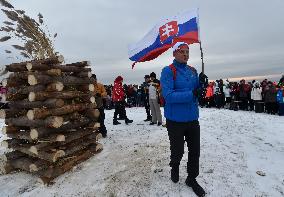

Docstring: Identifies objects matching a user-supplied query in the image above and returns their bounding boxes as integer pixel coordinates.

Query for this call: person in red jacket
[112,76,133,125]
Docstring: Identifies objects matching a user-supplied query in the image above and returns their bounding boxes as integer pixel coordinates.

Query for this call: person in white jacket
[251,81,262,111]
[223,80,231,109]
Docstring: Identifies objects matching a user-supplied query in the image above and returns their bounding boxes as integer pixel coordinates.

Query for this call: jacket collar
[173,59,187,68]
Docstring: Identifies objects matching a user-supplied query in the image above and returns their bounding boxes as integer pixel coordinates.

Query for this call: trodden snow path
[0,107,283,197]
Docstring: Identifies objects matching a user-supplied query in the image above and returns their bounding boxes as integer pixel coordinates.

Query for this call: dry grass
[0,0,59,60]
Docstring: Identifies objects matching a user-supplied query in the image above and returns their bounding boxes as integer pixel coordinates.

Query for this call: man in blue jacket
[160,42,205,197]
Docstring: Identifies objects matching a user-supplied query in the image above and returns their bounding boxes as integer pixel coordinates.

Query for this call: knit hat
[150,72,156,78]
[172,42,189,52]
[115,76,123,82]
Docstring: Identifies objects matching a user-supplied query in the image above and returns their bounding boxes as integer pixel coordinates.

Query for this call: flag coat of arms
[128,9,200,67]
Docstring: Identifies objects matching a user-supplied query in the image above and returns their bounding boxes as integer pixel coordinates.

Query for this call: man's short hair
[144,75,150,79]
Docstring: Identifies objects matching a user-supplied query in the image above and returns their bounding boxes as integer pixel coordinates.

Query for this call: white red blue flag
[128,9,200,68]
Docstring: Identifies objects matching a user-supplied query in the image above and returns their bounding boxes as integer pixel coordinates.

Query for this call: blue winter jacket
[160,60,200,122]
[277,89,284,103]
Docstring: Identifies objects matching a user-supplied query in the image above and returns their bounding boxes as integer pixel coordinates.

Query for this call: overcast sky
[1,0,284,84]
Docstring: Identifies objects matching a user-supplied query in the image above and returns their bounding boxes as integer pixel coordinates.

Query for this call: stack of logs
[0,56,103,184]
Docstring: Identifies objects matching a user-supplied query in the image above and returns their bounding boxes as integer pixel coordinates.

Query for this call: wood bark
[5,141,65,162]
[26,64,91,73]
[6,157,48,172]
[2,93,27,101]
[2,77,28,87]
[30,117,91,139]
[4,151,26,161]
[27,103,95,120]
[45,82,64,92]
[28,74,95,86]
[0,109,27,119]
[8,99,65,109]
[5,116,63,128]
[73,71,92,78]
[29,91,95,102]
[78,84,95,92]
[7,69,61,80]
[5,56,64,72]
[57,133,99,155]
[38,143,102,184]
[1,126,29,134]
[7,131,65,142]
[8,85,46,95]
[64,61,90,67]
[84,109,100,121]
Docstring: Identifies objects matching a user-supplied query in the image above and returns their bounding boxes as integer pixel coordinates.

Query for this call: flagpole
[199,41,204,74]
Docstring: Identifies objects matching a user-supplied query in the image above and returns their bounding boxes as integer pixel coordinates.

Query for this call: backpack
[159,64,197,106]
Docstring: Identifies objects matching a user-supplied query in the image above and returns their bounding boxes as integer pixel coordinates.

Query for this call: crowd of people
[198,76,284,116]
[96,75,284,117]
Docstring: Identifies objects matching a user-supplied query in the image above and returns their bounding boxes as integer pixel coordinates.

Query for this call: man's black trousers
[98,107,107,135]
[166,119,200,179]
[144,97,151,119]
[113,101,127,120]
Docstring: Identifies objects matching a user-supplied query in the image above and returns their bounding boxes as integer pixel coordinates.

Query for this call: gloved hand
[199,72,208,85]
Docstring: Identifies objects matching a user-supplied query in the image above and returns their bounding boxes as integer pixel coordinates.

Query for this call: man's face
[145,77,150,82]
[173,46,189,64]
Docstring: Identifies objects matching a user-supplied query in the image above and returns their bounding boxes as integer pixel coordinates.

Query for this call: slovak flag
[128,9,200,68]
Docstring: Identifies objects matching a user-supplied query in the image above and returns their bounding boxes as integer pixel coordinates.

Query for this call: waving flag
[128,9,200,68]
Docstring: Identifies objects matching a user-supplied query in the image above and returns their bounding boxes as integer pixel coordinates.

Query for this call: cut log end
[90,96,96,103]
[28,92,36,102]
[96,133,102,140]
[29,164,38,172]
[30,129,38,140]
[51,117,64,128]
[52,150,65,162]
[95,143,103,152]
[28,75,37,85]
[2,79,7,87]
[27,110,34,120]
[26,63,32,71]
[56,135,65,142]
[1,141,8,148]
[55,82,64,91]
[57,55,64,63]
[1,95,6,103]
[0,110,5,119]
[89,84,95,92]
[29,146,38,155]
[1,127,7,134]
[94,122,100,128]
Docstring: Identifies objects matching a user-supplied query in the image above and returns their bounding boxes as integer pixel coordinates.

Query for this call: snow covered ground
[0,107,283,197]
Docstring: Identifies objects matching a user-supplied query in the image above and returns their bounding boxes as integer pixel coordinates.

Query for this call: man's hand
[199,72,208,85]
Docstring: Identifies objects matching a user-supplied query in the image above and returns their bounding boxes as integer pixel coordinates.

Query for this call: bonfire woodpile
[0,56,103,184]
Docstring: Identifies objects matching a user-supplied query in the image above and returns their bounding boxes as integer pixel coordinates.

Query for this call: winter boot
[125,118,133,125]
[185,177,205,197]
[113,119,121,125]
[144,116,152,122]
[170,165,179,183]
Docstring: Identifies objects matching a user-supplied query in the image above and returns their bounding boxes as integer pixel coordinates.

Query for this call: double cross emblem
[159,21,178,43]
